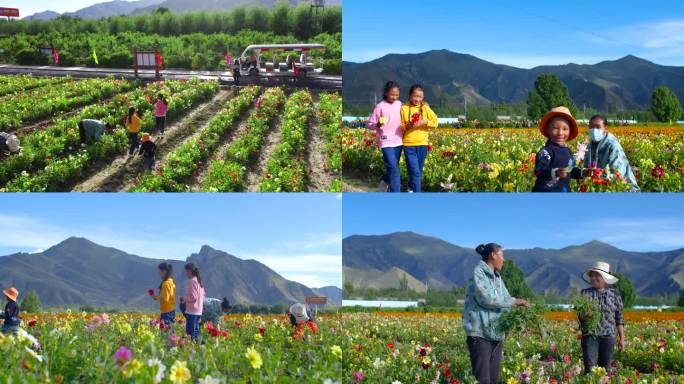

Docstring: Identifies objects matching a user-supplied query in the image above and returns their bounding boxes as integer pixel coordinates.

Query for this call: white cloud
[282,273,339,289]
[584,18,684,59]
[588,218,684,250]
[343,47,411,63]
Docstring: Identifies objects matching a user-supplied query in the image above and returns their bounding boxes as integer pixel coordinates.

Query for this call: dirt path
[342,172,377,192]
[243,112,285,192]
[72,89,233,192]
[304,96,337,192]
[186,100,261,192]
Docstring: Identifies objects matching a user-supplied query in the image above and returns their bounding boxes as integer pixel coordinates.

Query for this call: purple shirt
[368,100,403,148]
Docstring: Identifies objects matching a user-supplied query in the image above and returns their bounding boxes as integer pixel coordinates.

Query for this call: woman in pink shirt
[154,94,168,136]
[180,263,205,341]
[367,81,403,192]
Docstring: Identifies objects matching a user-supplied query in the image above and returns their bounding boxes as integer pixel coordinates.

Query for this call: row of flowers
[318,93,343,192]
[201,86,286,192]
[131,86,261,192]
[0,74,69,98]
[258,90,315,192]
[2,79,219,191]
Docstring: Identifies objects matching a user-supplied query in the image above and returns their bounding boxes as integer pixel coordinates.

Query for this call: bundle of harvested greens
[498,304,547,340]
[573,295,601,335]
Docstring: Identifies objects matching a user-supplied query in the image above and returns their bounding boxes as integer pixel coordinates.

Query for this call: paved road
[0,64,342,90]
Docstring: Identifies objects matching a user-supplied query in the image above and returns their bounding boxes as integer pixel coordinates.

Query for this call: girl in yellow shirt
[153,262,176,325]
[125,107,142,156]
[400,84,439,192]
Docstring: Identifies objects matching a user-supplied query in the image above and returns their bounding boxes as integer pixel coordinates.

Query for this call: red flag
[52,48,59,65]
[155,52,163,67]
[225,48,231,67]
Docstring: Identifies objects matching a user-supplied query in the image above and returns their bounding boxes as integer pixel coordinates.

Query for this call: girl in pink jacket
[154,94,168,135]
[367,81,403,192]
[180,263,205,341]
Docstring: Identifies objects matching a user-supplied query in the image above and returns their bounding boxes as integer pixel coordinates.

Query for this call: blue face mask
[589,128,605,142]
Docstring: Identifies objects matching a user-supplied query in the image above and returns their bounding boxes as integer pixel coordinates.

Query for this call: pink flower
[114,346,132,367]
[550,341,558,353]
[352,371,365,382]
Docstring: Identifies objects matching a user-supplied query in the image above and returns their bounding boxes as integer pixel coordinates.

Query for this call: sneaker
[378,179,390,192]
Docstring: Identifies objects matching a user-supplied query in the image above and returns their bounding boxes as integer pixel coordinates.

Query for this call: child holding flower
[152,262,175,325]
[400,84,438,192]
[532,106,584,192]
[368,81,403,192]
[180,263,205,341]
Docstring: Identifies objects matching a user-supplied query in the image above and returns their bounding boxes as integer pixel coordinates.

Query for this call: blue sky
[343,193,684,252]
[0,0,120,18]
[0,193,342,288]
[343,0,684,67]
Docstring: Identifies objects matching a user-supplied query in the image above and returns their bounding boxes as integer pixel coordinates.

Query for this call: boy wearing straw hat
[533,106,583,192]
[1,287,21,335]
[580,261,626,374]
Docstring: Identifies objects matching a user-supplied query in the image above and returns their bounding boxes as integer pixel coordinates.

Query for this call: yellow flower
[245,346,263,370]
[254,333,263,342]
[122,359,143,378]
[331,345,342,360]
[379,116,387,125]
[591,366,607,377]
[503,182,513,192]
[169,360,191,384]
[507,378,518,384]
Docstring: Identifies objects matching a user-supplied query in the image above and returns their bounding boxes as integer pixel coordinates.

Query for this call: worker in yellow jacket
[400,84,439,192]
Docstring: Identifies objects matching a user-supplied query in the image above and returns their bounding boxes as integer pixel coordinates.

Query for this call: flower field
[341,127,684,192]
[343,312,684,383]
[0,312,342,383]
[0,75,341,192]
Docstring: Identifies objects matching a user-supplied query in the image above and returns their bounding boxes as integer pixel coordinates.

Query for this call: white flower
[198,375,224,384]
[323,380,341,384]
[574,143,588,162]
[24,346,43,362]
[147,358,166,384]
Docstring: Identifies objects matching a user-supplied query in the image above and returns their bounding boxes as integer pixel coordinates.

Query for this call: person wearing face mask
[463,243,531,384]
[583,115,639,190]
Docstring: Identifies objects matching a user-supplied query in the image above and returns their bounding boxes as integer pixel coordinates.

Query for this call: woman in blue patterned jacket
[463,243,531,384]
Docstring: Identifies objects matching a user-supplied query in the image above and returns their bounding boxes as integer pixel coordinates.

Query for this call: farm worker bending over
[289,302,318,340]
[582,115,639,191]
[463,243,530,384]
[579,261,626,374]
[0,131,21,159]
[125,107,142,157]
[200,297,232,327]
[1,287,21,335]
[138,133,157,171]
[78,119,113,146]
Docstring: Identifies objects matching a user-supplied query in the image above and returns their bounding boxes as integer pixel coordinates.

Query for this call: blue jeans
[185,314,201,341]
[2,324,18,335]
[128,132,139,155]
[404,145,428,192]
[381,146,402,192]
[155,116,166,134]
[160,310,175,325]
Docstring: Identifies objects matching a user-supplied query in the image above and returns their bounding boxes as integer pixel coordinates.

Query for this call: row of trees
[0,30,341,73]
[0,4,341,41]
[527,74,683,123]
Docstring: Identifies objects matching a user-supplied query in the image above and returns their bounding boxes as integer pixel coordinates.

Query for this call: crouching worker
[201,297,232,327]
[1,287,20,335]
[78,119,113,146]
[0,131,21,159]
[289,302,318,339]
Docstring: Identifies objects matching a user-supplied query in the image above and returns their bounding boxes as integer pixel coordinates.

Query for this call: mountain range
[26,0,341,20]
[0,237,340,308]
[343,232,684,296]
[342,50,684,112]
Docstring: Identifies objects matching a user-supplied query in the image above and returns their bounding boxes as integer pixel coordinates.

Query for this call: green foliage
[20,291,42,313]
[500,259,534,299]
[613,272,636,308]
[498,304,547,339]
[573,295,600,335]
[651,86,682,123]
[526,73,577,120]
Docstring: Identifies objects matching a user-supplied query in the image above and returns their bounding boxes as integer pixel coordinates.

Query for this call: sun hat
[6,135,20,153]
[289,303,309,323]
[142,133,151,142]
[539,106,578,141]
[3,287,19,301]
[582,261,618,285]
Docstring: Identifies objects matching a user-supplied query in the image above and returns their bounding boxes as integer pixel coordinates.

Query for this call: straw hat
[582,261,618,285]
[289,303,309,323]
[6,135,20,153]
[539,106,578,141]
[3,287,18,301]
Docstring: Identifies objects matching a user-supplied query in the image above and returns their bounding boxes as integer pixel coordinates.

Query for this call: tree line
[0,4,341,41]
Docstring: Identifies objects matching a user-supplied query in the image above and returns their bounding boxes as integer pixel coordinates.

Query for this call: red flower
[411,113,421,123]
[46,155,52,161]
[422,362,429,370]
[444,369,452,378]
[427,145,433,152]
[147,289,155,296]
[386,342,394,349]
[562,354,571,364]
[220,330,229,338]
[651,166,665,179]
[259,327,266,336]
[28,319,37,327]
[365,140,373,147]
[419,348,427,356]
[579,184,588,192]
